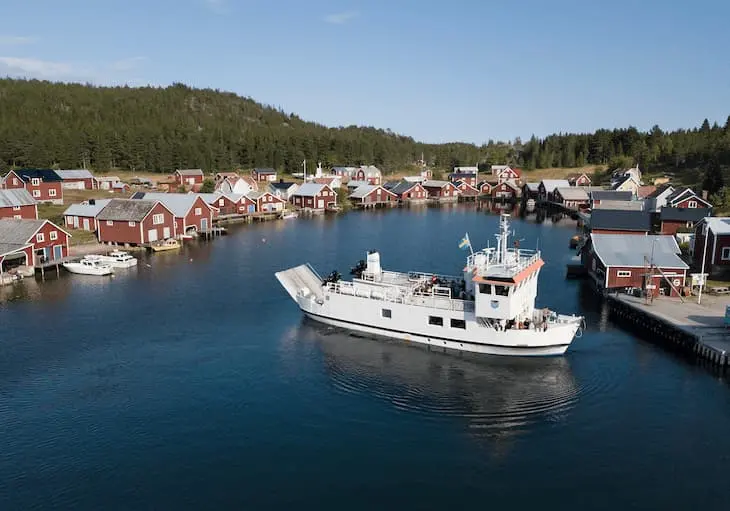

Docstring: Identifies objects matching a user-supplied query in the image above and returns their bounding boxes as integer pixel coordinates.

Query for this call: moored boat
[275,213,584,357]
[87,250,138,268]
[281,211,298,220]
[63,257,114,276]
[150,238,180,252]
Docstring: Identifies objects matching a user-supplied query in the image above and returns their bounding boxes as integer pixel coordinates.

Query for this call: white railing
[324,280,474,312]
[467,249,541,276]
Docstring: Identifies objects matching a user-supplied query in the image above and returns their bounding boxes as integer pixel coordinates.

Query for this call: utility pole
[303,159,306,182]
[698,223,710,305]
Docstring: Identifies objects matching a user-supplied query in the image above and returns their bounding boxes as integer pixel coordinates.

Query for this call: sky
[1,0,729,144]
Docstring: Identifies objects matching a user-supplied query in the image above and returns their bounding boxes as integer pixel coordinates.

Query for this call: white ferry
[275,214,584,356]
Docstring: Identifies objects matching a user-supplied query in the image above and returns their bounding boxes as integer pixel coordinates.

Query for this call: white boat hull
[63,263,114,276]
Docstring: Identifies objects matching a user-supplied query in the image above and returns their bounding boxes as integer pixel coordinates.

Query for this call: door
[201,218,208,231]
[82,218,90,230]
[73,216,79,228]
[53,245,63,260]
[248,204,255,214]
[148,229,158,242]
[163,227,171,239]
[318,199,324,209]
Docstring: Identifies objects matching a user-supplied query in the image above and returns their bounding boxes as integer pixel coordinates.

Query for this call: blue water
[1,205,730,510]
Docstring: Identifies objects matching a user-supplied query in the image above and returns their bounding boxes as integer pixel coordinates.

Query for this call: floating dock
[606,293,730,368]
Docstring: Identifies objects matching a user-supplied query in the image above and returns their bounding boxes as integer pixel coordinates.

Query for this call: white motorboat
[63,257,114,276]
[276,213,584,357]
[281,211,298,220]
[87,250,138,268]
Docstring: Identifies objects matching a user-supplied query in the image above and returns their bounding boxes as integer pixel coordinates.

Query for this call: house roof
[590,234,687,269]
[590,209,651,232]
[294,183,328,197]
[659,207,711,223]
[593,200,645,211]
[9,169,62,182]
[314,177,339,185]
[523,182,540,192]
[95,175,121,182]
[129,192,208,217]
[253,168,276,175]
[611,174,638,189]
[332,166,356,174]
[455,180,479,191]
[646,183,674,199]
[0,189,36,207]
[422,180,452,188]
[0,242,33,258]
[63,199,112,217]
[269,181,297,190]
[359,165,382,177]
[56,169,94,180]
[540,179,570,191]
[349,185,377,199]
[636,185,657,198]
[346,180,368,188]
[449,172,476,179]
[0,218,48,244]
[403,175,426,183]
[176,169,204,176]
[247,190,267,200]
[555,187,589,201]
[390,181,420,195]
[703,217,730,235]
[590,190,633,202]
[97,199,162,222]
[491,165,509,172]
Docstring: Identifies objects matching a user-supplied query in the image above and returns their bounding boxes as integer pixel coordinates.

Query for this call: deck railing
[324,280,474,312]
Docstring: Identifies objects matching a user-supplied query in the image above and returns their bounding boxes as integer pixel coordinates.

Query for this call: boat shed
[63,198,112,231]
[129,192,216,235]
[588,209,652,235]
[349,185,398,208]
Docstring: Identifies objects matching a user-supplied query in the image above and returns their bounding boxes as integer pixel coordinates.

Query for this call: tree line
[0,78,728,179]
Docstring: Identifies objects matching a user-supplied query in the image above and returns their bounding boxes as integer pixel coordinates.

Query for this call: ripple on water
[296,322,584,437]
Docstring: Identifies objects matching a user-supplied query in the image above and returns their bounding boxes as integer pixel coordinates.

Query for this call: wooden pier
[606,293,730,368]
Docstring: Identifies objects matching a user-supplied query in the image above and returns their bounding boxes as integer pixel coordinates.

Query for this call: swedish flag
[458,234,471,251]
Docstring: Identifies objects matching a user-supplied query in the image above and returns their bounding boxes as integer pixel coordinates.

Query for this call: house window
[219,199,225,206]
[32,190,41,198]
[106,220,113,226]
[428,316,443,326]
[617,270,631,277]
[12,178,18,185]
[152,214,164,225]
[688,200,698,208]
[194,207,202,215]
[722,247,730,261]
[129,221,136,227]
[450,318,466,329]
[50,231,58,241]
[382,308,392,318]
[48,189,57,197]
[36,232,45,242]
[12,205,20,211]
[31,178,40,186]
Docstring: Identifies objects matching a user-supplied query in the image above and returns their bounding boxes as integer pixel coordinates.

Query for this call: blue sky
[1,0,729,144]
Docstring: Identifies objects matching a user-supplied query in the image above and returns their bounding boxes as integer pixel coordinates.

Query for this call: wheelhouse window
[381,308,392,318]
[450,319,466,329]
[722,247,730,261]
[478,283,492,294]
[428,316,443,326]
[494,285,510,296]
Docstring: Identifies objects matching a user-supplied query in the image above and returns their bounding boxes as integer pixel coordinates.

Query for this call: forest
[0,78,728,181]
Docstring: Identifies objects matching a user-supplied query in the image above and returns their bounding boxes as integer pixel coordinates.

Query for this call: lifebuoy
[673,279,681,287]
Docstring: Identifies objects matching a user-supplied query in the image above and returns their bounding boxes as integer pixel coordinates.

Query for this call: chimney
[89,199,95,205]
[702,190,709,200]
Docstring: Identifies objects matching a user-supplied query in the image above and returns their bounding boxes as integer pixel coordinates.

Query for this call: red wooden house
[247,190,286,212]
[0,189,38,220]
[491,181,520,200]
[692,217,730,274]
[63,198,112,231]
[56,169,95,190]
[2,169,63,205]
[349,184,398,207]
[174,169,205,189]
[455,180,479,198]
[478,181,495,196]
[567,173,592,187]
[666,187,713,209]
[97,199,177,245]
[130,192,216,235]
[589,210,651,235]
[422,180,458,201]
[252,168,278,182]
[389,181,428,203]
[289,183,337,210]
[355,166,382,185]
[448,172,478,187]
[0,218,71,267]
[581,233,687,297]
[659,207,711,235]
[496,166,521,184]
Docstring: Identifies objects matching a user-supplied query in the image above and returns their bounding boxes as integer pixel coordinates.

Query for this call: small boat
[63,257,114,276]
[150,238,181,252]
[281,211,298,220]
[87,250,138,268]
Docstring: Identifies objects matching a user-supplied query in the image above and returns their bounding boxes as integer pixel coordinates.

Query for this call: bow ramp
[275,264,325,302]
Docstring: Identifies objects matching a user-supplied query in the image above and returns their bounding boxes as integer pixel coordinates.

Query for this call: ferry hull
[302,311,572,357]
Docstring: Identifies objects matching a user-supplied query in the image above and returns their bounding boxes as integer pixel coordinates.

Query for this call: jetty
[606,293,730,367]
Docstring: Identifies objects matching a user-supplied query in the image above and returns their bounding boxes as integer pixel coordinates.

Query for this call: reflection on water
[287,319,578,454]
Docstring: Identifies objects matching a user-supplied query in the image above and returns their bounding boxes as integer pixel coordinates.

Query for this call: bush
[200,178,215,193]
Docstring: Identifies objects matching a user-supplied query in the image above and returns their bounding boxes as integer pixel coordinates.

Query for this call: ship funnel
[365,251,382,277]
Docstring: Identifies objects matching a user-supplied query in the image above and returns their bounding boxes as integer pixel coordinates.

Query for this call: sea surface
[1,204,730,510]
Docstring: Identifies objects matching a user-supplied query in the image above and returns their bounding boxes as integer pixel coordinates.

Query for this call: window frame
[428,316,444,327]
[722,247,730,261]
[381,308,392,319]
[49,230,58,241]
[450,318,466,329]
[617,270,631,278]
[36,232,45,243]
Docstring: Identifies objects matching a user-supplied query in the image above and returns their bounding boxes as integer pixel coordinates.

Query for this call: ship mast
[500,213,510,264]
